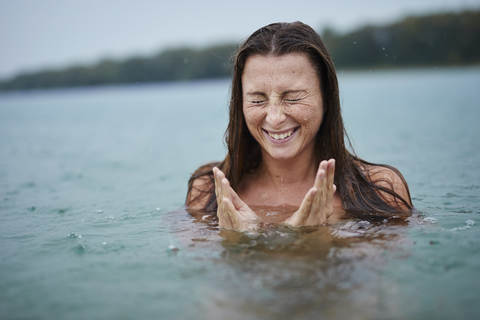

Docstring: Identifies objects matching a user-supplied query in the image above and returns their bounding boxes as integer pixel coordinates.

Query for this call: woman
[186,22,412,231]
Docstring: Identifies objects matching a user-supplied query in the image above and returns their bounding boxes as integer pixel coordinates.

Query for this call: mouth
[262,127,299,144]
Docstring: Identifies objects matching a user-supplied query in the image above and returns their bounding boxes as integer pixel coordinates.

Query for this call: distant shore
[1,10,479,92]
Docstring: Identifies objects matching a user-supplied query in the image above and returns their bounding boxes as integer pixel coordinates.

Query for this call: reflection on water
[169,208,413,319]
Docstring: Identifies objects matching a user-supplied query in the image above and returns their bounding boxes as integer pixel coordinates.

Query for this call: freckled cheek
[285,107,319,124]
[284,106,323,133]
[243,108,266,134]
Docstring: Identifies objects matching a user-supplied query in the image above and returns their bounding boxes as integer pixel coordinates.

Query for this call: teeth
[268,130,294,140]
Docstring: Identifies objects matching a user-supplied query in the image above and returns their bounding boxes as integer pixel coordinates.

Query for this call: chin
[265,148,299,161]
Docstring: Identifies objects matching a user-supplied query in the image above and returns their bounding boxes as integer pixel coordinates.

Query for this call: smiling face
[242,53,324,162]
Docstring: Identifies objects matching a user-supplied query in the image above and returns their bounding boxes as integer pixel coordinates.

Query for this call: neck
[258,147,318,189]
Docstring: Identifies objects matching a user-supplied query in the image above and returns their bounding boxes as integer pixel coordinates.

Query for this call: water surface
[1,67,479,319]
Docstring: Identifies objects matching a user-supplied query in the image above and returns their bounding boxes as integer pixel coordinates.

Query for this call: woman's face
[242,53,324,161]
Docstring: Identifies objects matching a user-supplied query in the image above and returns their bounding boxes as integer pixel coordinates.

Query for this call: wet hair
[186,21,412,220]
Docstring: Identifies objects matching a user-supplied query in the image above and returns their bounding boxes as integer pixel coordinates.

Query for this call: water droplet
[167,244,179,252]
[465,219,475,226]
[357,220,371,229]
[423,217,438,223]
[67,232,82,239]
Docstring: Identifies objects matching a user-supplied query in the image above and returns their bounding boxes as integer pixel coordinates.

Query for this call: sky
[1,0,479,79]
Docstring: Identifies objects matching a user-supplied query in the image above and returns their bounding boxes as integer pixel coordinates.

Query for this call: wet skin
[214,53,343,231]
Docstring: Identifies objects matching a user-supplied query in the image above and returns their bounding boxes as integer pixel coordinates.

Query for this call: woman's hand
[283,159,336,227]
[213,167,261,232]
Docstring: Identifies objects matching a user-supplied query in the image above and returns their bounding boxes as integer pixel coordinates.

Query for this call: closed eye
[284,98,302,103]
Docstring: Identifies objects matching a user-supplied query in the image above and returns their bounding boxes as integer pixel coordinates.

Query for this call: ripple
[60,172,84,181]
[449,219,476,231]
[445,192,458,198]
[56,208,69,214]
[72,243,86,255]
[465,219,475,226]
[20,181,36,189]
[423,217,438,224]
[101,242,126,253]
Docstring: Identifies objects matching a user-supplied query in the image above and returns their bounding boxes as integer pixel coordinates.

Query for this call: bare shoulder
[363,163,413,211]
[185,163,217,211]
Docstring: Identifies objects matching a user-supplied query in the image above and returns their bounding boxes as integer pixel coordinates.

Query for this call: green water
[1,67,479,319]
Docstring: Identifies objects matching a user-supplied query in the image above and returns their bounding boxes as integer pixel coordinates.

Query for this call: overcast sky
[1,0,479,79]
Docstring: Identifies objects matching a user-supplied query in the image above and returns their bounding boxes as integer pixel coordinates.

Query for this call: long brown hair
[187,22,412,220]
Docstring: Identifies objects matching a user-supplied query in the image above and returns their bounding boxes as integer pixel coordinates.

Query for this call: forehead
[241,53,319,92]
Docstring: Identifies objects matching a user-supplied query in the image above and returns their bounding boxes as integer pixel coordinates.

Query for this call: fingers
[218,196,233,228]
[313,163,326,211]
[311,159,335,225]
[214,167,247,211]
[228,182,247,210]
[303,187,317,213]
[213,167,227,206]
[221,177,232,202]
[214,167,244,230]
[286,187,316,226]
[223,197,239,227]
[326,159,335,203]
[326,159,335,192]
[214,167,228,225]
[314,160,327,190]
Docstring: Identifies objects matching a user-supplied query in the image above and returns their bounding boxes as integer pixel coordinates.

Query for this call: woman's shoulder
[359,161,413,211]
[185,162,218,210]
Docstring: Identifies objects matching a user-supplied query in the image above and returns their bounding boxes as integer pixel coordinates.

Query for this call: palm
[213,167,260,232]
[284,159,336,227]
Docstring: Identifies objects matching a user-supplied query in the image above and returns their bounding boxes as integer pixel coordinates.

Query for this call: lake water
[1,67,479,319]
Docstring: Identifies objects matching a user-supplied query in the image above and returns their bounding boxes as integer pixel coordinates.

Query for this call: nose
[265,102,287,128]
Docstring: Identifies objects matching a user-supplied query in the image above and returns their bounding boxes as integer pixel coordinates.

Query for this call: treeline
[323,10,480,68]
[0,44,237,91]
[1,10,479,91]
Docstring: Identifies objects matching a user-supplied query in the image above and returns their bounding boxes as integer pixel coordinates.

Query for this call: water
[1,67,479,319]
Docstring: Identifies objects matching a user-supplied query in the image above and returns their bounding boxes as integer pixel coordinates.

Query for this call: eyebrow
[245,91,266,96]
[283,90,307,95]
[245,89,307,96]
